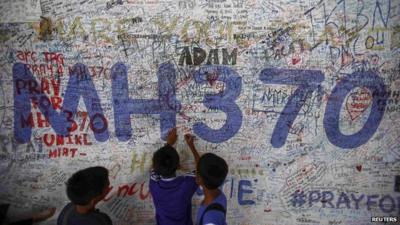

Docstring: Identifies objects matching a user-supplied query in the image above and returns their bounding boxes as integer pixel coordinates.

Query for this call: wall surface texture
[0,0,399,224]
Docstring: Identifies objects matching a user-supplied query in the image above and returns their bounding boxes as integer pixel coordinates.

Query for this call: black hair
[197,153,228,189]
[66,166,109,205]
[152,145,180,177]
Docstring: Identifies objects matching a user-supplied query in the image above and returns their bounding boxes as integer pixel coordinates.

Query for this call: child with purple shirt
[195,153,228,225]
[150,128,200,225]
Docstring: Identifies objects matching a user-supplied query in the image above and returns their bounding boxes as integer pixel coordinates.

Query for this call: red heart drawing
[346,88,372,120]
[356,165,362,172]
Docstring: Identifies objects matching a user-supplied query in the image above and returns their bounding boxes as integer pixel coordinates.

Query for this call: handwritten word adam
[13,63,387,148]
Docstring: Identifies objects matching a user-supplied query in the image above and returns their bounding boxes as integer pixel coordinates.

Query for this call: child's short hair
[197,153,228,189]
[152,145,180,177]
[66,166,109,205]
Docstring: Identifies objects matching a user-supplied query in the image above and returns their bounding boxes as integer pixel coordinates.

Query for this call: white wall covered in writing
[0,0,399,224]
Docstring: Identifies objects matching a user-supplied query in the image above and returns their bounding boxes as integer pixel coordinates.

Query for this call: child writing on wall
[150,128,200,225]
[57,166,112,225]
[195,153,228,225]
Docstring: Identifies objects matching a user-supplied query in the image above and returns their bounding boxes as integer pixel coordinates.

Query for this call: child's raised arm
[184,134,200,166]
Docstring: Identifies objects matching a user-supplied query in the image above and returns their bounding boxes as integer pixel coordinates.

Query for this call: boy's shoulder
[197,192,227,225]
[91,209,112,224]
[217,191,227,203]
[201,210,226,225]
[57,203,112,225]
[210,192,227,209]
